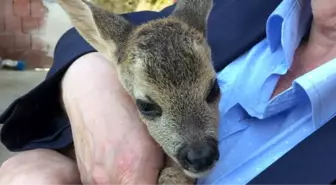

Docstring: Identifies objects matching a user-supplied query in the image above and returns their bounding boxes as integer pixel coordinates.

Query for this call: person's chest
[197,38,316,184]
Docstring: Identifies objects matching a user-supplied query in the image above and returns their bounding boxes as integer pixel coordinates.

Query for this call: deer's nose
[179,140,219,172]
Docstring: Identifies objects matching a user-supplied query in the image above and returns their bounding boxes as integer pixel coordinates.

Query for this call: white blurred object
[34,68,50,72]
[34,0,73,58]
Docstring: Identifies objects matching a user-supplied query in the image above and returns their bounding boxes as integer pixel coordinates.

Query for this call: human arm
[61,52,164,184]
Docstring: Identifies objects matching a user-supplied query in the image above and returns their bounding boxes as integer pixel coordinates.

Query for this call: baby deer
[57,0,220,183]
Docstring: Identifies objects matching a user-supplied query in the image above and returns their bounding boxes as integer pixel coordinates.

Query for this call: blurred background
[0,0,175,69]
[0,0,174,163]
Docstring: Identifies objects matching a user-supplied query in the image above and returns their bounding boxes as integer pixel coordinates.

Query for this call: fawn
[57,0,220,183]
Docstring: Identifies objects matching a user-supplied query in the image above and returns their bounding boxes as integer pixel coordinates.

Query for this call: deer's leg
[158,166,195,185]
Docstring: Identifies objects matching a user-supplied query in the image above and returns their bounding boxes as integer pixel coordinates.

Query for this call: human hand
[61,52,164,184]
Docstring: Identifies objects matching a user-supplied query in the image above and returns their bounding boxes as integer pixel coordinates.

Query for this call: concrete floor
[0,70,47,164]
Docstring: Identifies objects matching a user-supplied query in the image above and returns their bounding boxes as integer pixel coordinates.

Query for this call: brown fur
[57,0,220,184]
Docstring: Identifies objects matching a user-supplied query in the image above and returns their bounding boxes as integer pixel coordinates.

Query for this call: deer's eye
[136,99,162,118]
[206,79,221,103]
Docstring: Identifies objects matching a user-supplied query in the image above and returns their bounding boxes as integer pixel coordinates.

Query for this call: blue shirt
[198,0,336,184]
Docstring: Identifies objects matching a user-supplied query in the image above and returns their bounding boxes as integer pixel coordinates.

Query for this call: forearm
[60,52,161,184]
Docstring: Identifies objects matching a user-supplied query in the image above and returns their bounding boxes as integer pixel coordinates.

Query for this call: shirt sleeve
[0,6,175,152]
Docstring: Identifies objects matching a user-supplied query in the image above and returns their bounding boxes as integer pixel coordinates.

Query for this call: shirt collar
[218,0,313,119]
[294,58,336,128]
[266,0,312,68]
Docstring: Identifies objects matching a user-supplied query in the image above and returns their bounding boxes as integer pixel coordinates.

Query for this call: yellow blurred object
[136,0,174,12]
[91,0,174,14]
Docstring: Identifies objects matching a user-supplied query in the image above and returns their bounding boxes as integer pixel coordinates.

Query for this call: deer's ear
[171,0,213,35]
[57,0,133,62]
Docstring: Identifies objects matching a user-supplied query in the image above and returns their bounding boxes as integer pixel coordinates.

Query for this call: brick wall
[0,0,52,69]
